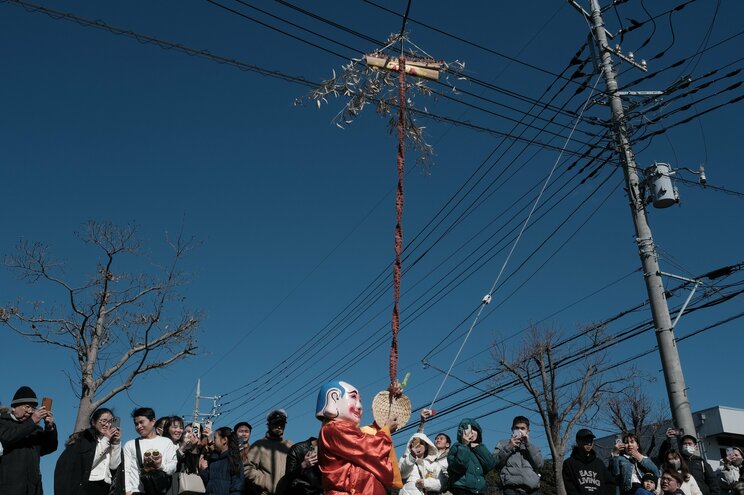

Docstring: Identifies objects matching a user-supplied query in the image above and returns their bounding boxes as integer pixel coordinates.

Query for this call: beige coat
[244,436,294,495]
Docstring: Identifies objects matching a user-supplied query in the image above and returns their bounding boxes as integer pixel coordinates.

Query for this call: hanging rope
[427,75,604,411]
[390,55,406,388]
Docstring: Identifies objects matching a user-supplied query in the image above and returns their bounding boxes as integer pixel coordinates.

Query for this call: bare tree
[605,383,665,454]
[491,323,631,495]
[0,221,201,431]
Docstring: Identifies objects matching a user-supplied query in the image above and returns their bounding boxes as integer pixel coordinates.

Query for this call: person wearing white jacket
[399,433,444,495]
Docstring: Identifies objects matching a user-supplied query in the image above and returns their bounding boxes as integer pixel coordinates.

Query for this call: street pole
[588,0,696,436]
[194,378,200,425]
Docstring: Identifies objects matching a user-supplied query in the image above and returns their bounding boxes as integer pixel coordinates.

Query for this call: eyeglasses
[661,478,676,484]
[98,418,113,425]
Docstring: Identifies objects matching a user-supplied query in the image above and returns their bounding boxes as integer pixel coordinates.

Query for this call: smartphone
[41,397,53,412]
[111,417,121,429]
[512,429,523,439]
[615,435,623,447]
[727,448,734,457]
[205,420,213,431]
[192,422,202,437]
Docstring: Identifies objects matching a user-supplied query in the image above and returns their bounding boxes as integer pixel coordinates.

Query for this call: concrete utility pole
[587,0,696,436]
[194,378,201,424]
[192,379,221,426]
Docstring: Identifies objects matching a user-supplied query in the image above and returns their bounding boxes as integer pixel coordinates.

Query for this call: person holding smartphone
[609,433,659,495]
[285,437,323,495]
[493,416,543,495]
[0,386,58,495]
[716,447,743,495]
[447,418,496,495]
[54,408,122,495]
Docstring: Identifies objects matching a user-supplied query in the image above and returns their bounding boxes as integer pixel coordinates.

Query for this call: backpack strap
[135,438,144,470]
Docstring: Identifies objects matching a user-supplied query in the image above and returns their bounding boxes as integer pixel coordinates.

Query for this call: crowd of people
[0,383,742,495]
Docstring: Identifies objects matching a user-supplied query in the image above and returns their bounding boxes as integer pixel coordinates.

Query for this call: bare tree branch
[1,221,201,431]
[490,323,638,495]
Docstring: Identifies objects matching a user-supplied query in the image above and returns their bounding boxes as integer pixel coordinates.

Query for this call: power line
[674,177,744,199]
[2,0,319,87]
[360,0,575,84]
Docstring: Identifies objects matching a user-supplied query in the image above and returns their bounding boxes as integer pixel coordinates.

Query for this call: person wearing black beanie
[11,386,39,408]
[0,385,58,495]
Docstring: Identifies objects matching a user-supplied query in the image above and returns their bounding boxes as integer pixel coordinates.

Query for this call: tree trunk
[74,390,95,433]
[553,455,567,495]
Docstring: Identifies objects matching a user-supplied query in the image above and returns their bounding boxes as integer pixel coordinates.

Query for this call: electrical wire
[1,0,318,87]
[6,0,743,429]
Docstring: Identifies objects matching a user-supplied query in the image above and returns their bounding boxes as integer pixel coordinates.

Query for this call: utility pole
[192,379,222,426]
[194,378,201,425]
[586,0,696,436]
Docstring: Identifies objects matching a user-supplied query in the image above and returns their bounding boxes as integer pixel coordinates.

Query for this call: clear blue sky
[1,0,743,491]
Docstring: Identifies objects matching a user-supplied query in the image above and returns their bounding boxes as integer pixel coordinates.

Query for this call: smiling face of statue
[316,380,362,424]
[335,382,363,424]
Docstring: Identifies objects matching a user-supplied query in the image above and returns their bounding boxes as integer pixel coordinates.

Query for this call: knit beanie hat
[11,386,38,407]
[641,473,657,484]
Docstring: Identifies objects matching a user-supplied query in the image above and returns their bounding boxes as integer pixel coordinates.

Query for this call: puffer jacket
[493,432,543,491]
[446,419,495,494]
[399,433,443,495]
[609,454,659,495]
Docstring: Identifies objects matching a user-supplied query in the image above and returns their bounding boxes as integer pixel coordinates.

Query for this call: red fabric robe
[318,420,393,495]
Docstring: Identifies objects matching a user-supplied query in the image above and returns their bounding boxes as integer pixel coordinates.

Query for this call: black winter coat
[201,451,244,494]
[658,439,720,495]
[53,428,122,495]
[285,438,322,495]
[0,412,58,495]
[54,428,97,495]
[562,447,614,495]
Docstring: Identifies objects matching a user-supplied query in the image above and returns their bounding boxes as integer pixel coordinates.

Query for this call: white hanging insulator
[482,294,492,305]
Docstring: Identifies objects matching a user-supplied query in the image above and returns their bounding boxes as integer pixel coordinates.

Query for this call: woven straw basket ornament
[371,390,411,429]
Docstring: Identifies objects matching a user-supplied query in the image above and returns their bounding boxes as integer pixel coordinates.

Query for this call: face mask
[669,459,681,470]
[682,445,696,456]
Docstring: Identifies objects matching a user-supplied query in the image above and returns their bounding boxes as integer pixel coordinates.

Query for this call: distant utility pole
[194,378,201,424]
[585,0,696,436]
[193,379,222,426]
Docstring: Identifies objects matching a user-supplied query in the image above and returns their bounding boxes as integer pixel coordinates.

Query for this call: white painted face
[335,382,363,424]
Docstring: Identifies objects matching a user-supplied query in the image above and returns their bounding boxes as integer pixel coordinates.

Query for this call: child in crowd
[635,472,658,495]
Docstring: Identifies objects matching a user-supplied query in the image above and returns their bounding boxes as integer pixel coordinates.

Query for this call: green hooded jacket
[446,419,496,494]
